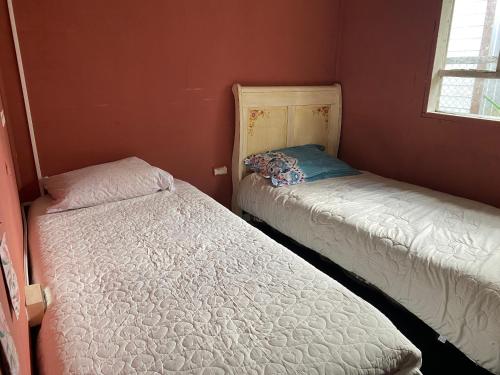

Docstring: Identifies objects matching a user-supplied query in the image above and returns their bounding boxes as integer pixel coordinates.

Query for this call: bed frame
[231,84,493,375]
[231,84,342,213]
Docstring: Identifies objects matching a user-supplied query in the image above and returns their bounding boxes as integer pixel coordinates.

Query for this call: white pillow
[42,157,174,213]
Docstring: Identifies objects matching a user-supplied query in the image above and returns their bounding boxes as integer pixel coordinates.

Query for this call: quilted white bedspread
[238,172,500,374]
[29,180,421,374]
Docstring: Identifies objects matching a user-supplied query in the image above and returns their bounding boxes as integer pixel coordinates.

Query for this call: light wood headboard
[231,83,342,212]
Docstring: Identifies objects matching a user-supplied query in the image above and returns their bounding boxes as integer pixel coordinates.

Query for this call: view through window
[430,0,500,120]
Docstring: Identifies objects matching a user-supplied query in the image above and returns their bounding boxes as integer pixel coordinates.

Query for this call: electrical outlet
[213,166,228,176]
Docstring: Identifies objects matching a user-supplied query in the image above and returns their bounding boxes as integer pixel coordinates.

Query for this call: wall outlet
[213,166,228,176]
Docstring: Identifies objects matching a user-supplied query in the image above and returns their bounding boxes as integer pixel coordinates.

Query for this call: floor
[249,220,491,375]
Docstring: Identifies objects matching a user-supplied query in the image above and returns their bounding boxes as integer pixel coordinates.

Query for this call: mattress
[238,172,500,374]
[29,180,421,375]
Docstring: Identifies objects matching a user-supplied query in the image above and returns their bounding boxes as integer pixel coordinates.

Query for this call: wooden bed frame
[231,84,492,375]
[231,83,342,213]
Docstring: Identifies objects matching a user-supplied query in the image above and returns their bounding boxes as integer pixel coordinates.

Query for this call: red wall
[6,0,500,209]
[11,0,340,207]
[337,0,500,208]
[0,88,31,374]
[0,0,38,202]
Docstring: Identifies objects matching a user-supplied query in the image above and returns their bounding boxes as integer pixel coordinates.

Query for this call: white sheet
[29,180,421,375]
[238,172,500,374]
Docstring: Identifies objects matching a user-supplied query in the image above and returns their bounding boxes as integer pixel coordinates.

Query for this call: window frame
[427,0,500,119]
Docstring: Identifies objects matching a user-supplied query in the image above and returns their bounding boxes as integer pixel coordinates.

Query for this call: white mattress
[29,180,421,375]
[238,172,500,374]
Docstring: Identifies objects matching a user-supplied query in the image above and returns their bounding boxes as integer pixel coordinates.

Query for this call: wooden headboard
[231,83,342,212]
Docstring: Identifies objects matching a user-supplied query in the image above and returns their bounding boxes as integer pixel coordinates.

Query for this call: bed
[28,179,421,374]
[232,84,500,374]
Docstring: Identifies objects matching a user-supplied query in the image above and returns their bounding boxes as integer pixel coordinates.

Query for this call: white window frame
[427,0,500,119]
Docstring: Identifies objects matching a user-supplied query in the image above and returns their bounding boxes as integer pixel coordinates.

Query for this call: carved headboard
[231,83,342,212]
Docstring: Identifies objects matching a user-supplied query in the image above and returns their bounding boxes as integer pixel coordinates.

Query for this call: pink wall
[0,87,31,374]
[337,0,500,208]
[11,0,340,207]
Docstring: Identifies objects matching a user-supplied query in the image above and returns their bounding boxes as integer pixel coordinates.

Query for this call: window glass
[439,77,500,118]
[436,0,500,118]
[445,0,500,71]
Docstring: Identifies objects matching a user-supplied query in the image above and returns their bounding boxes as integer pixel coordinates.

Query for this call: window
[428,0,500,120]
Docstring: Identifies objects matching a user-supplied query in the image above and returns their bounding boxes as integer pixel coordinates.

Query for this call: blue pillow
[244,144,360,187]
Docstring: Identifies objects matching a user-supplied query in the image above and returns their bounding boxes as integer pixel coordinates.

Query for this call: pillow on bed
[42,157,174,213]
[244,144,360,187]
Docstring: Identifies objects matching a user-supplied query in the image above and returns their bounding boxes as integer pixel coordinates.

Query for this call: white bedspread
[238,172,500,374]
[29,180,421,374]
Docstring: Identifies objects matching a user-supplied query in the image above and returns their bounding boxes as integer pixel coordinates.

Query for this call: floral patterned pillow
[244,152,305,187]
[244,144,360,187]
